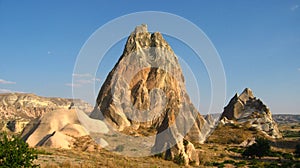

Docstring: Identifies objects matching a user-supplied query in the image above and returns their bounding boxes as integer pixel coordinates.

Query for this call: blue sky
[0,1,299,114]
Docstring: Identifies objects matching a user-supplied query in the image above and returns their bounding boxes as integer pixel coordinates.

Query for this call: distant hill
[0,93,92,133]
[0,93,92,120]
[203,113,300,125]
[273,114,300,124]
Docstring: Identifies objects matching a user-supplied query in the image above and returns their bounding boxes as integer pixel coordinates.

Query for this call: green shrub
[295,144,300,157]
[183,139,188,147]
[205,161,228,168]
[173,153,185,165]
[228,147,244,154]
[282,130,300,138]
[282,153,293,160]
[205,162,225,168]
[215,162,225,168]
[154,152,163,158]
[115,144,124,152]
[281,161,300,168]
[212,162,220,166]
[204,162,214,166]
[219,153,226,158]
[223,160,235,164]
[265,162,280,168]
[234,161,247,167]
[249,159,264,168]
[242,137,271,159]
[130,148,138,151]
[0,132,39,167]
[189,160,196,166]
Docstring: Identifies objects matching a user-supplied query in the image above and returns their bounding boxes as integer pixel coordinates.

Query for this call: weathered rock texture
[0,93,93,133]
[90,24,210,164]
[220,88,282,138]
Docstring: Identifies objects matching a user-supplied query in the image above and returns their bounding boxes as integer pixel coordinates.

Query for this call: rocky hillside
[90,24,210,165]
[0,93,93,120]
[0,93,93,133]
[219,88,282,138]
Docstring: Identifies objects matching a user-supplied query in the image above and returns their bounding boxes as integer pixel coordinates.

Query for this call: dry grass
[35,147,181,168]
[272,123,300,153]
[38,145,235,168]
[206,124,256,144]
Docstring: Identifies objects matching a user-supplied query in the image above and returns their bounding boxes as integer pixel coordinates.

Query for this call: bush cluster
[0,132,39,167]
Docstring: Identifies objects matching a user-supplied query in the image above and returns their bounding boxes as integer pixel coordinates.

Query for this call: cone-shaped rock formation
[90,24,211,164]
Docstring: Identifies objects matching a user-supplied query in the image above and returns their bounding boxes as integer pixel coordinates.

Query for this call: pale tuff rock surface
[0,93,93,133]
[90,24,210,164]
[220,88,282,138]
[22,109,109,150]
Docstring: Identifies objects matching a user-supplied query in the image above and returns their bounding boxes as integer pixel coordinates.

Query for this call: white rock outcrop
[22,109,109,149]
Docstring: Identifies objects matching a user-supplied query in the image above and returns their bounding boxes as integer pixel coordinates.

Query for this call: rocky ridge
[0,93,93,133]
[273,114,300,124]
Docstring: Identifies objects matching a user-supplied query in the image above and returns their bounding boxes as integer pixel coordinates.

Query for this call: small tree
[114,144,124,152]
[242,137,271,159]
[0,132,39,167]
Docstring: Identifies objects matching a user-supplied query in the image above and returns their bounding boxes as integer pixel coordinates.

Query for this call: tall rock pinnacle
[90,24,210,163]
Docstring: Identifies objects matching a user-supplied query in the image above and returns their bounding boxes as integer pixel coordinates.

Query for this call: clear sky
[0,1,299,114]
